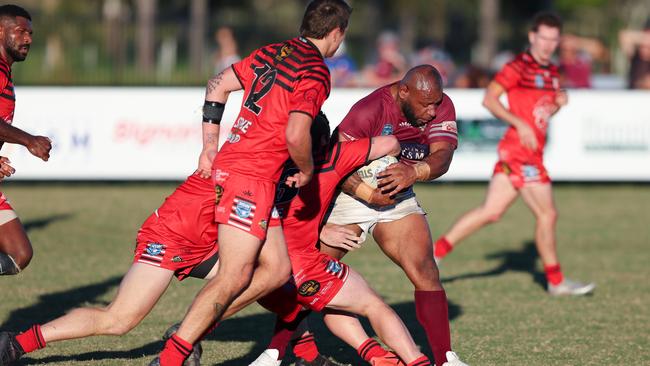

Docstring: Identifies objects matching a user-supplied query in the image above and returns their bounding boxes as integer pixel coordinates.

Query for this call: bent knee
[101,312,141,336]
[402,261,443,290]
[11,246,33,269]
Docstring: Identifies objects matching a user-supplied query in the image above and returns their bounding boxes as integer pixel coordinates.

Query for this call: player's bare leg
[327,269,425,364]
[221,226,291,319]
[435,173,518,260]
[372,214,448,366]
[519,183,558,265]
[519,183,594,295]
[0,217,33,275]
[172,225,266,347]
[0,263,174,364]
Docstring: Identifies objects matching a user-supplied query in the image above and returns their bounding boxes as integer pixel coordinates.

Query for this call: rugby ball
[356,155,398,188]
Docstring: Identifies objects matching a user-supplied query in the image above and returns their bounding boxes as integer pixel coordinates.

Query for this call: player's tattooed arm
[196,125,220,179]
[204,67,243,102]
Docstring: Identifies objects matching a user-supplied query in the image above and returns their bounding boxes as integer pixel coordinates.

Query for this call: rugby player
[152,1,352,365]
[433,13,595,296]
[252,65,467,366]
[0,4,52,277]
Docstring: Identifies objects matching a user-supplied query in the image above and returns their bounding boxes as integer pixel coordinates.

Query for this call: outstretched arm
[0,123,51,161]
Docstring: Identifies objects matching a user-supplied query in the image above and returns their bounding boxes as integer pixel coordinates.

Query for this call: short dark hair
[300,0,352,39]
[531,12,562,32]
[0,4,31,22]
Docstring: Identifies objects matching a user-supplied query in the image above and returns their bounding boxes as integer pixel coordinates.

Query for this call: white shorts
[326,192,426,242]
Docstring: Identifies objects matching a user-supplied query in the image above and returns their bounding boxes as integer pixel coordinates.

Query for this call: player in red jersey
[0,5,52,276]
[153,2,352,365]
[434,13,594,296]
[0,114,336,366]
[250,117,435,366]
[254,65,468,366]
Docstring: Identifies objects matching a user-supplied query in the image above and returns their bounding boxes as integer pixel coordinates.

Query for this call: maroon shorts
[213,169,275,240]
[134,174,219,280]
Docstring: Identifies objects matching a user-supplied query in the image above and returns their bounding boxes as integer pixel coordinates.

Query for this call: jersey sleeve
[493,60,522,91]
[426,94,458,148]
[336,96,384,141]
[332,139,372,177]
[231,49,257,89]
[288,67,330,119]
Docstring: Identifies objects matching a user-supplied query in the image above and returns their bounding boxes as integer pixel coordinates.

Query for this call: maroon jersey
[281,139,372,256]
[0,58,15,124]
[494,51,560,157]
[337,84,457,164]
[213,37,331,182]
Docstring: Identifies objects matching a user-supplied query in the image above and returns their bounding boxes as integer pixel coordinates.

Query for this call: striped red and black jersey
[0,58,15,124]
[277,139,372,255]
[494,51,560,154]
[213,37,331,182]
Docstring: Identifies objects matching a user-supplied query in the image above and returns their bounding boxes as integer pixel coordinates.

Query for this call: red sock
[292,333,318,362]
[414,290,451,366]
[544,264,564,285]
[434,237,453,259]
[356,338,388,362]
[268,310,310,360]
[15,325,46,353]
[407,355,432,366]
[159,334,192,366]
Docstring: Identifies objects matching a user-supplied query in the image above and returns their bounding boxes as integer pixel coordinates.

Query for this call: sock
[414,290,451,366]
[407,355,432,366]
[0,253,21,275]
[15,325,45,353]
[159,334,192,366]
[544,264,564,285]
[292,333,318,362]
[267,310,312,360]
[434,237,453,259]
[356,338,388,362]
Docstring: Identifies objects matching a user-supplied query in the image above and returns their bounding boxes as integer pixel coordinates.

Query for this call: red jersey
[336,84,457,164]
[281,139,372,256]
[0,58,15,124]
[494,51,560,157]
[213,37,331,182]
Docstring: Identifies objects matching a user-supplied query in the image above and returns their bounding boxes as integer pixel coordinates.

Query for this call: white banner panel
[3,87,650,181]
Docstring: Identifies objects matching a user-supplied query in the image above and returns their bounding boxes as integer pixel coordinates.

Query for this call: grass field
[1,182,649,365]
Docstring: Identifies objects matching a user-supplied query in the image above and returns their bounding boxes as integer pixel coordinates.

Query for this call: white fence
[3,87,650,181]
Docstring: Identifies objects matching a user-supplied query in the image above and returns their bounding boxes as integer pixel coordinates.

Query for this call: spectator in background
[362,31,407,86]
[411,43,455,86]
[212,26,240,74]
[325,41,359,87]
[619,23,650,89]
[558,34,607,88]
[453,65,491,89]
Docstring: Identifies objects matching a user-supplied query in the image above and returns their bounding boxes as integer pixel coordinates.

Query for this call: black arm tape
[203,101,225,125]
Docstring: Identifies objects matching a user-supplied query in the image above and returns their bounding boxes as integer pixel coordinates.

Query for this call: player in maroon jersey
[254,65,467,366]
[0,5,52,276]
[152,2,352,365]
[434,13,594,296]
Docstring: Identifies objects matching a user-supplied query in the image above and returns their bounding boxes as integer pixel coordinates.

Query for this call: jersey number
[244,63,277,115]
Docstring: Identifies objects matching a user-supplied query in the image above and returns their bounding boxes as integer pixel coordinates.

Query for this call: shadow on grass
[441,240,546,290]
[22,213,73,233]
[14,283,462,365]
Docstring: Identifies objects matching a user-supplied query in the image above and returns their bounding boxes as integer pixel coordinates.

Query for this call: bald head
[400,64,443,94]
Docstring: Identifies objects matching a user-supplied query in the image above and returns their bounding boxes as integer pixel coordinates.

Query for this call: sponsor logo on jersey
[298,280,321,297]
[522,164,540,180]
[235,201,253,219]
[381,123,394,135]
[326,260,342,274]
[171,256,183,263]
[215,185,224,204]
[501,162,512,175]
[146,243,165,256]
[398,121,412,129]
[535,74,544,89]
[213,170,229,183]
[441,120,458,133]
[276,44,294,62]
[400,142,429,161]
[242,190,253,197]
[259,219,268,231]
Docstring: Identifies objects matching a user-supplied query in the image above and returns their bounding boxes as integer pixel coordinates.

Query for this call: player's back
[214,37,331,182]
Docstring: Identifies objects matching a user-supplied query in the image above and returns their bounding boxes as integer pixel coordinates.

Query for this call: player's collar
[298,37,324,59]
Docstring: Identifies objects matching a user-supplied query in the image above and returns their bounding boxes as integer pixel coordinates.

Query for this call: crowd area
[212,24,650,89]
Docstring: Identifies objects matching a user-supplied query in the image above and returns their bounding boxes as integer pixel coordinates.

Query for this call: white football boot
[249,349,282,366]
[442,351,469,366]
[548,278,595,296]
